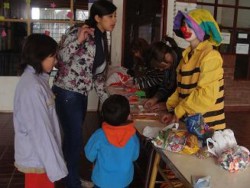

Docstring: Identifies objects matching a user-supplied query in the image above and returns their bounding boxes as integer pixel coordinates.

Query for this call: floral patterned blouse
[53,26,108,103]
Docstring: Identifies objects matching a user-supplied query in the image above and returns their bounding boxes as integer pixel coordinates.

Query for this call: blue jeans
[52,86,88,188]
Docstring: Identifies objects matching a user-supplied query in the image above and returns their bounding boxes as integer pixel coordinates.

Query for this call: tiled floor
[0,112,102,188]
[0,111,250,188]
[0,113,24,188]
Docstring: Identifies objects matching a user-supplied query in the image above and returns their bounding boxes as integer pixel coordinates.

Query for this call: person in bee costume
[161,9,226,130]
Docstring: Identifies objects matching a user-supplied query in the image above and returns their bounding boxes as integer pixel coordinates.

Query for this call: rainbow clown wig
[173,9,222,46]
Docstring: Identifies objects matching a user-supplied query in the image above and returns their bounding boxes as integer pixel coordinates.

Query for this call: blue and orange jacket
[84,121,139,188]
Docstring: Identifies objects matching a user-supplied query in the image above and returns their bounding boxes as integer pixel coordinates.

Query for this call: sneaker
[80,179,94,188]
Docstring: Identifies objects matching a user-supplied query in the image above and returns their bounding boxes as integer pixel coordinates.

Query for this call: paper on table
[192,176,211,188]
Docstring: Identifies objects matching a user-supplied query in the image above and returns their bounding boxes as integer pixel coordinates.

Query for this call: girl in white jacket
[13,34,68,188]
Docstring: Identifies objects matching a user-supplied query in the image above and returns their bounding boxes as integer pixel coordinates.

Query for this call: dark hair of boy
[19,34,58,75]
[102,94,130,126]
[85,0,117,27]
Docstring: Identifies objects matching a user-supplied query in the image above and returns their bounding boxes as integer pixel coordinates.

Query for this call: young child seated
[84,94,140,188]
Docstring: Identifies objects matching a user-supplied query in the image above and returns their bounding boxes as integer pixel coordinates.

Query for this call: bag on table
[185,113,214,140]
[143,123,178,139]
[152,129,200,155]
[217,145,249,172]
[206,129,237,157]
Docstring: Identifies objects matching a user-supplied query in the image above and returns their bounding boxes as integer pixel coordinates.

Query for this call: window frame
[197,0,250,80]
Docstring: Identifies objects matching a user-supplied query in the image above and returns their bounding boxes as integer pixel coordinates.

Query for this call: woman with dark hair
[132,37,183,108]
[52,1,117,187]
[19,34,58,74]
[126,38,149,77]
[13,34,68,188]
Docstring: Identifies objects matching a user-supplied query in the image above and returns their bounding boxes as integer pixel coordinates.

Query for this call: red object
[1,29,7,37]
[67,11,73,19]
[125,87,137,93]
[102,122,136,147]
[180,25,187,33]
[50,2,56,8]
[128,95,138,103]
[118,72,130,83]
[180,25,192,39]
[25,173,54,188]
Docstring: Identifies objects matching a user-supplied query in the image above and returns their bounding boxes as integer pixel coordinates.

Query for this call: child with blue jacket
[84,94,140,188]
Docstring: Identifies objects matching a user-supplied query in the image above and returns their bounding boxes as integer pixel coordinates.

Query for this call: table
[159,150,250,188]
[107,86,250,188]
[135,120,250,188]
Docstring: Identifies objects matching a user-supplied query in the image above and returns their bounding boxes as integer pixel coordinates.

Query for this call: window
[31,8,88,42]
[123,0,167,69]
[197,0,250,80]
[0,0,88,76]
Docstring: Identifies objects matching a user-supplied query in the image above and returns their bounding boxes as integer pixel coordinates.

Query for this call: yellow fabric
[167,40,225,130]
[180,133,200,155]
[15,162,45,174]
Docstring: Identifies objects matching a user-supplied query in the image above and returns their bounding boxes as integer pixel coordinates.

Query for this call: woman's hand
[171,114,179,123]
[144,97,158,110]
[77,25,94,44]
[149,102,167,112]
[124,78,135,88]
[159,111,179,124]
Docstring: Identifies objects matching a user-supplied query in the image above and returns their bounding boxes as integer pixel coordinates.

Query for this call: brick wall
[223,54,250,111]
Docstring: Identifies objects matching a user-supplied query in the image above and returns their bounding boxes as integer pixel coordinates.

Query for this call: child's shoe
[80,179,94,188]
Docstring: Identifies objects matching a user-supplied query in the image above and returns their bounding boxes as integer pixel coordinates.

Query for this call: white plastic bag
[207,129,237,156]
[142,123,179,138]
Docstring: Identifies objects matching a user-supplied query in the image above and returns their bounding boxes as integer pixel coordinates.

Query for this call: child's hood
[102,121,136,147]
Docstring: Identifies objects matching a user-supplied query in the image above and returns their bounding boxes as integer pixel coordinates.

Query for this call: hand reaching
[159,111,179,124]
[77,25,94,44]
[124,78,135,88]
[144,97,158,110]
[149,102,167,112]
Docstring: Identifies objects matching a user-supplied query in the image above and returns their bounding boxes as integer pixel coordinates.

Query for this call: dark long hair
[85,0,117,27]
[130,38,149,58]
[148,36,181,68]
[19,34,58,75]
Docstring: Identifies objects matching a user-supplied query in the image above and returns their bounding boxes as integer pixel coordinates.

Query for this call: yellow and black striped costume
[167,40,225,130]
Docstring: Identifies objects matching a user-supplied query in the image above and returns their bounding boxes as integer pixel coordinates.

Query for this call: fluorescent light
[31,8,40,19]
